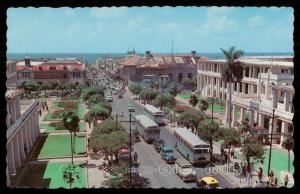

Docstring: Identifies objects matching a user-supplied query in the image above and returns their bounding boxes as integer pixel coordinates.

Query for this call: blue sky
[7,7,294,53]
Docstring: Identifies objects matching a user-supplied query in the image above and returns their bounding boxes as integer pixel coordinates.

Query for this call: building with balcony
[197,56,294,146]
[6,62,40,186]
[15,57,90,86]
[119,51,200,85]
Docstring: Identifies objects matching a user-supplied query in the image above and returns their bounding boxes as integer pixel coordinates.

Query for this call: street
[105,87,235,188]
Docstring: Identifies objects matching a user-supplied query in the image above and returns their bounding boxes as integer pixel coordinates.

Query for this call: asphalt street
[104,86,235,188]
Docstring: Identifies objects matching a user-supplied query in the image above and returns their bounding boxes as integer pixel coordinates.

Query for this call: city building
[119,51,200,85]
[16,57,90,86]
[6,61,40,186]
[197,56,294,146]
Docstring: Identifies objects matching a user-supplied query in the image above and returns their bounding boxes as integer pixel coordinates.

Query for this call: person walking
[258,167,263,183]
[284,174,289,187]
[133,152,138,164]
[273,177,278,188]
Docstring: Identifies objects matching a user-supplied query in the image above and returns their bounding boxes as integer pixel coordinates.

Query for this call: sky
[7,7,294,53]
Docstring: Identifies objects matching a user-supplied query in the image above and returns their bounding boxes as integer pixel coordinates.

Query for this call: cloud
[90,7,128,19]
[248,16,264,27]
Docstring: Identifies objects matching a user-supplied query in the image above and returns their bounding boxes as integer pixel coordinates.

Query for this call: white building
[197,56,294,146]
[6,62,40,186]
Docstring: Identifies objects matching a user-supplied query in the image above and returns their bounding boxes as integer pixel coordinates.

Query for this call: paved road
[104,87,235,188]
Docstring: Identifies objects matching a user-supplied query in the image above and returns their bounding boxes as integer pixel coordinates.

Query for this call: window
[49,66,56,70]
[178,73,183,83]
[63,74,67,79]
[188,73,192,79]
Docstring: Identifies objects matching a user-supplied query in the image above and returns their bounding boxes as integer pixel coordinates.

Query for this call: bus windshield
[194,149,209,154]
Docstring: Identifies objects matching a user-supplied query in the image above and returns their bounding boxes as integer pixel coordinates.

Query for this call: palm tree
[63,111,80,165]
[221,46,245,129]
[189,95,198,107]
[282,134,294,172]
[198,99,209,112]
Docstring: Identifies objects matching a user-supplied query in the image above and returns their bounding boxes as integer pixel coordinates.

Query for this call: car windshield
[182,165,192,169]
[164,149,173,153]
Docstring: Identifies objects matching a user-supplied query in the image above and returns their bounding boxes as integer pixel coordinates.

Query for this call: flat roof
[134,115,158,129]
[174,127,209,147]
[144,104,164,114]
[200,57,293,68]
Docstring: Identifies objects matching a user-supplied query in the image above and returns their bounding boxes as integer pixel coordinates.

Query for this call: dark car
[153,139,165,152]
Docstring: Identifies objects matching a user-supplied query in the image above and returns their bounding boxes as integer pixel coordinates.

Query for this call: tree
[88,94,105,106]
[177,108,204,133]
[82,86,104,102]
[198,99,209,112]
[197,118,220,158]
[241,136,265,167]
[22,81,40,97]
[154,94,176,109]
[239,117,250,134]
[189,95,198,107]
[87,105,110,122]
[62,164,81,189]
[128,82,142,96]
[139,89,150,105]
[38,82,51,97]
[282,134,294,172]
[63,111,80,165]
[206,97,219,123]
[215,127,241,158]
[221,46,245,129]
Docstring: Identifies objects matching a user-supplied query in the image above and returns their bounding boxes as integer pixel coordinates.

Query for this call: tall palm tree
[282,134,294,172]
[206,97,219,124]
[221,46,245,129]
[63,111,80,165]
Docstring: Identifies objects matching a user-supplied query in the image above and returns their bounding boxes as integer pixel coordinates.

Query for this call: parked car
[161,146,176,164]
[196,177,221,189]
[153,139,165,152]
[106,95,113,102]
[118,93,123,99]
[175,159,197,182]
[128,103,135,112]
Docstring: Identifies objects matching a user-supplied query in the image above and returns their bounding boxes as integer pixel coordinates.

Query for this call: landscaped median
[37,134,86,159]
[40,122,85,133]
[17,161,87,188]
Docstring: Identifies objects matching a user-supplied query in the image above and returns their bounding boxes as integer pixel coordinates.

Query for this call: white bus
[173,127,210,165]
[134,115,160,143]
[144,104,165,125]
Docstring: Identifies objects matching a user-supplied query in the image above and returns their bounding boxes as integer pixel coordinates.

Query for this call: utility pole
[267,108,275,176]
[129,113,132,184]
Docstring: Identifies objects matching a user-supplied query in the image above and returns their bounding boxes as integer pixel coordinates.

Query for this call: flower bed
[52,101,78,109]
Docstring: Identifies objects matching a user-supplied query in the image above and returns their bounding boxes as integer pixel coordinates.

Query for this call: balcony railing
[260,73,294,81]
[6,101,38,141]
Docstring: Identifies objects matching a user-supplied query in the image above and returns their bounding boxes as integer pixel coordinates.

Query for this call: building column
[247,83,251,94]
[255,110,259,124]
[237,82,240,94]
[222,81,225,100]
[258,113,265,127]
[7,142,16,176]
[232,104,237,127]
[27,121,33,150]
[240,107,245,122]
[13,137,21,169]
[242,83,246,94]
[206,76,209,97]
[269,117,277,135]
[216,78,220,98]
[284,91,290,111]
[250,84,254,94]
[280,121,289,146]
[249,110,254,128]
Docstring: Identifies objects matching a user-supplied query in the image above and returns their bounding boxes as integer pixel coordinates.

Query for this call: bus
[134,115,160,143]
[173,127,210,165]
[144,104,165,125]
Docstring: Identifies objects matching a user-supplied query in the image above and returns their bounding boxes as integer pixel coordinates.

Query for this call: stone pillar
[269,117,277,135]
[7,142,16,176]
[232,104,237,127]
[222,81,225,100]
[284,91,290,111]
[258,113,264,127]
[240,107,245,122]
[242,83,246,94]
[217,78,220,98]
[247,83,251,94]
[249,110,254,128]
[280,121,288,146]
[13,137,21,169]
[206,76,209,97]
[250,84,254,94]
[237,82,240,94]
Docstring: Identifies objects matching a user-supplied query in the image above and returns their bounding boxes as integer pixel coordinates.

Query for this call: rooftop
[134,115,158,129]
[174,127,209,147]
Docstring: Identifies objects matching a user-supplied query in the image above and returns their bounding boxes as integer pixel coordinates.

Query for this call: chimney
[191,51,196,57]
[146,51,151,58]
[24,56,31,67]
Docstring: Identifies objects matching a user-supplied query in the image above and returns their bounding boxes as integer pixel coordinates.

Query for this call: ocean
[7,52,293,65]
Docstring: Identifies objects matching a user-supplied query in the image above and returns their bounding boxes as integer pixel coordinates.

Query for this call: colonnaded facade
[6,61,40,186]
[197,56,294,146]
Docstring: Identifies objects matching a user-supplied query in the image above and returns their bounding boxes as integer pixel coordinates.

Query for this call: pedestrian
[224,151,228,164]
[258,167,263,183]
[272,177,278,188]
[268,173,272,186]
[231,148,235,158]
[42,105,45,111]
[46,106,49,112]
[133,152,138,164]
[220,147,224,160]
[39,109,42,116]
[284,174,289,187]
